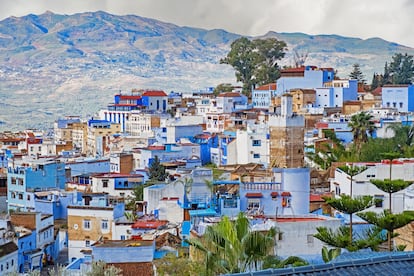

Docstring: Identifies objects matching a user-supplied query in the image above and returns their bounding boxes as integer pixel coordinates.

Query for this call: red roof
[310,193,331,202]
[281,66,306,73]
[372,87,382,96]
[315,122,329,129]
[271,192,279,197]
[119,95,141,99]
[245,192,263,198]
[281,192,291,197]
[256,83,277,91]
[142,90,167,97]
[218,92,242,97]
[146,145,165,151]
[131,220,168,229]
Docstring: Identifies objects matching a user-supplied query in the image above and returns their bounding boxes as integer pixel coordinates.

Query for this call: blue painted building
[34,190,77,220]
[382,84,414,112]
[192,133,217,165]
[66,157,110,177]
[7,159,66,212]
[276,66,335,95]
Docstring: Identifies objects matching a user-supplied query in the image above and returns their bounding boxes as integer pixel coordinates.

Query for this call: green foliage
[125,183,153,210]
[387,124,414,149]
[85,261,122,276]
[321,246,341,263]
[349,63,366,83]
[337,165,367,178]
[220,37,287,96]
[388,53,414,84]
[314,225,386,252]
[262,255,309,269]
[213,83,234,96]
[348,112,377,153]
[148,155,168,181]
[358,210,414,251]
[153,252,205,276]
[305,130,351,170]
[188,212,278,274]
[370,179,412,194]
[323,195,376,215]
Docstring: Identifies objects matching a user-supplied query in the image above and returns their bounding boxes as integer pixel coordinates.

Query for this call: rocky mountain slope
[0,11,413,131]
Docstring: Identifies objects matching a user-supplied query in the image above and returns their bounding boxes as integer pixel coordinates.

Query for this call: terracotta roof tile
[142,90,167,97]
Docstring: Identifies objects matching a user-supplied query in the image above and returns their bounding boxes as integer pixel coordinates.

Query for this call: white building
[235,124,270,166]
[252,83,277,110]
[315,79,358,108]
[330,160,414,213]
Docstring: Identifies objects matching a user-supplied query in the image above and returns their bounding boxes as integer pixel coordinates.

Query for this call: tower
[268,94,305,168]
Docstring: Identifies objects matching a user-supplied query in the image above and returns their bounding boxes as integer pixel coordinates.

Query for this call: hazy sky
[1,0,413,47]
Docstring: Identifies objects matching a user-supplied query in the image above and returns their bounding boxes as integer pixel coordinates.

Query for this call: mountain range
[1,11,414,131]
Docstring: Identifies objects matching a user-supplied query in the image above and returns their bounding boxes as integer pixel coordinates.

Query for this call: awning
[271,192,279,197]
[245,193,263,198]
[281,192,291,197]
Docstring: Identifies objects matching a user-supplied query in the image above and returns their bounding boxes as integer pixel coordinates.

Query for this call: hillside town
[1,63,414,275]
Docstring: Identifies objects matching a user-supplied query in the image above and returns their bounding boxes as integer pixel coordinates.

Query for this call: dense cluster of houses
[1,65,414,274]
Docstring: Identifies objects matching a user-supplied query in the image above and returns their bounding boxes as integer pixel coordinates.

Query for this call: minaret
[268,94,305,168]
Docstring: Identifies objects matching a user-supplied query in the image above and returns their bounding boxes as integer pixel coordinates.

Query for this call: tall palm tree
[348,112,377,153]
[188,212,277,275]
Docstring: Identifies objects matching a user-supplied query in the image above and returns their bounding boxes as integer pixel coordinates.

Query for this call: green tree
[369,177,412,251]
[323,195,376,246]
[349,63,366,84]
[371,73,381,90]
[348,112,377,153]
[86,261,122,276]
[188,212,277,274]
[387,124,414,155]
[213,83,234,96]
[358,210,414,251]
[314,225,386,252]
[154,252,205,276]
[148,155,168,182]
[305,129,351,170]
[388,53,414,84]
[221,37,287,96]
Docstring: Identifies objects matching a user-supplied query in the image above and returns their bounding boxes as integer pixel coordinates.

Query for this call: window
[18,194,23,200]
[27,194,30,201]
[85,240,90,247]
[102,180,108,188]
[253,153,260,159]
[121,235,125,240]
[11,177,16,185]
[252,140,261,146]
[11,192,15,199]
[400,102,403,108]
[247,199,260,210]
[124,181,128,187]
[375,195,384,208]
[83,219,91,230]
[101,220,108,230]
[307,234,314,244]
